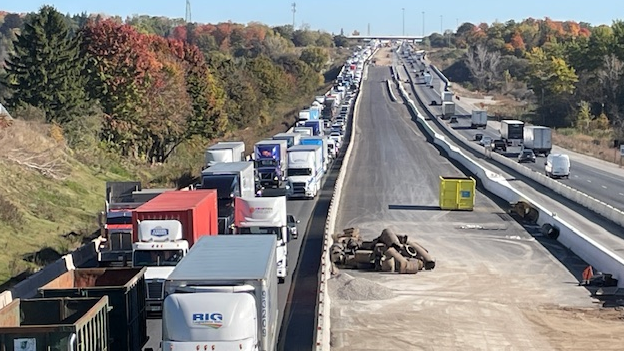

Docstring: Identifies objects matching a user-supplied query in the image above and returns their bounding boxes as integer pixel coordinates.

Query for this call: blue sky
[3,1,623,36]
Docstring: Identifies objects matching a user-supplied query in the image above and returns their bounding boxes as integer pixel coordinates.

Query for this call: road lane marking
[602,185,608,189]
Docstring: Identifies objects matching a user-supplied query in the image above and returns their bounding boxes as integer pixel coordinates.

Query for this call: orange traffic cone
[581,265,594,285]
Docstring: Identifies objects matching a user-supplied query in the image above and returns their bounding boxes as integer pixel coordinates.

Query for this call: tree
[0,13,23,36]
[3,5,88,124]
[300,46,328,72]
[292,29,319,47]
[576,101,592,133]
[465,43,501,89]
[333,35,349,47]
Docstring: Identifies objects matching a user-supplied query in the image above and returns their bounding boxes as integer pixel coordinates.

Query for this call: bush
[0,193,23,225]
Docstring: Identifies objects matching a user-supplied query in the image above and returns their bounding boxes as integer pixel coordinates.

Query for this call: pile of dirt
[328,273,395,301]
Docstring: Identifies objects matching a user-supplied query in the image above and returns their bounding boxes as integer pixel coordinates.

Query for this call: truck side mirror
[296,220,300,223]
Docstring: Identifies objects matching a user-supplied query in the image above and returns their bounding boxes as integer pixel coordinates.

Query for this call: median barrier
[396,79,624,287]
[314,48,377,350]
[387,80,397,102]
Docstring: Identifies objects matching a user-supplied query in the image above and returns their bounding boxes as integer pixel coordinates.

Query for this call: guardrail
[394,75,624,288]
[314,47,378,350]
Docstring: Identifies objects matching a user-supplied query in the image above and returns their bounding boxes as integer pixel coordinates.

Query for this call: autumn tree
[3,5,88,124]
[300,46,329,72]
[465,43,501,89]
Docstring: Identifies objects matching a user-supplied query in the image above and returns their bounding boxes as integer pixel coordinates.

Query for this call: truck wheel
[278,277,285,284]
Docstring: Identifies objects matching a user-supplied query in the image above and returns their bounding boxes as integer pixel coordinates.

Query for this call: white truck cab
[132,220,188,312]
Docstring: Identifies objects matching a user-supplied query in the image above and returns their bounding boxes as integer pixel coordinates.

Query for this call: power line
[185,0,191,23]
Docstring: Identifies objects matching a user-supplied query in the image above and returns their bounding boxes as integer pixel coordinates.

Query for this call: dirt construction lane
[329,52,624,350]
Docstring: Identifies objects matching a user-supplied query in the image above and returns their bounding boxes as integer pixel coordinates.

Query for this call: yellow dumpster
[439,176,476,211]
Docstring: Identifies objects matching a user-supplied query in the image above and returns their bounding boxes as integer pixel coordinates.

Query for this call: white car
[479,136,492,147]
[329,131,343,144]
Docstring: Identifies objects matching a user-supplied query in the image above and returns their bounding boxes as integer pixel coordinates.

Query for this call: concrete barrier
[387,80,397,102]
[396,79,624,287]
[314,48,377,350]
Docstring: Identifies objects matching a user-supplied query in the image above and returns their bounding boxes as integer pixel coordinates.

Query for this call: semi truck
[99,181,171,266]
[300,136,330,172]
[293,126,313,136]
[471,110,488,129]
[0,297,111,350]
[162,235,278,351]
[298,110,311,124]
[254,139,288,188]
[38,267,148,350]
[441,102,455,119]
[310,103,322,120]
[285,144,324,199]
[442,91,454,102]
[204,141,246,168]
[523,126,552,156]
[500,120,525,155]
[131,190,219,313]
[234,196,290,283]
[322,96,337,119]
[201,162,256,233]
[272,132,301,148]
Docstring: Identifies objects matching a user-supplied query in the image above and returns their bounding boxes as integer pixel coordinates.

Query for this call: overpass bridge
[345,35,424,41]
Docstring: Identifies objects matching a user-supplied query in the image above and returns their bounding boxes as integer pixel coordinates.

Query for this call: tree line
[0,6,347,163]
[426,17,624,135]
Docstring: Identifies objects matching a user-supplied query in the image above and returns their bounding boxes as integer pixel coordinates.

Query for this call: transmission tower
[291,3,296,28]
[185,0,192,23]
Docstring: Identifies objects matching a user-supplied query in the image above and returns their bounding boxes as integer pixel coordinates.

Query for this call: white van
[545,154,570,179]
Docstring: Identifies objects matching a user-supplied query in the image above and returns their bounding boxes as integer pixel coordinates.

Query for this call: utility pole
[440,15,443,34]
[422,11,425,37]
[367,23,370,36]
[185,0,191,23]
[402,8,405,36]
[291,3,296,28]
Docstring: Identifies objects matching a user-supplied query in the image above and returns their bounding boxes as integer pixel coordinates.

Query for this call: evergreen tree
[2,5,88,124]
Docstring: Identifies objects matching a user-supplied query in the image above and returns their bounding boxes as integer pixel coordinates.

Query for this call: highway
[405,54,624,213]
[329,61,609,350]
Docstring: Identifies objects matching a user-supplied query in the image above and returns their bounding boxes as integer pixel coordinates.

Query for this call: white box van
[545,154,570,179]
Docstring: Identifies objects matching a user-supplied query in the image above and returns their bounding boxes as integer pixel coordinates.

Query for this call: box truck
[254,139,288,188]
[0,297,110,351]
[204,141,246,168]
[300,136,330,172]
[441,102,455,119]
[500,120,525,155]
[201,162,256,233]
[162,235,278,351]
[471,110,488,129]
[293,126,313,136]
[131,190,219,312]
[442,91,454,102]
[304,119,324,136]
[38,267,148,350]
[234,196,290,282]
[524,126,552,156]
[285,144,324,199]
[272,132,301,148]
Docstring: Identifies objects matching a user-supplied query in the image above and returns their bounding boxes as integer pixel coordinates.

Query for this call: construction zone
[330,227,436,274]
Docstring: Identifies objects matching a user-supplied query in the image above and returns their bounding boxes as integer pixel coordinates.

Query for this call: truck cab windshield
[238,226,283,241]
[288,168,312,176]
[133,250,184,267]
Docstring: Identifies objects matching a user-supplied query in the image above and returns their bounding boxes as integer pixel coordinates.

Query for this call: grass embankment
[0,60,344,284]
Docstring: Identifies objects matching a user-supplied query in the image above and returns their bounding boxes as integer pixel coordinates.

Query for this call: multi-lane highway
[329,58,618,350]
[405,54,624,213]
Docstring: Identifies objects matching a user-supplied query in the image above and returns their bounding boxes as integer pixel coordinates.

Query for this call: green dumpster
[439,176,476,211]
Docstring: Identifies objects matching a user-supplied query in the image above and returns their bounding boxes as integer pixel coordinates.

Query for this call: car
[492,139,506,152]
[329,131,343,143]
[331,127,344,136]
[518,149,536,163]
[479,136,492,147]
[287,214,300,239]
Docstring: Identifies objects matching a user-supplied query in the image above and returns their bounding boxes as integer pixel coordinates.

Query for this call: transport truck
[234,196,290,283]
[304,119,324,136]
[38,267,148,350]
[272,132,301,148]
[0,297,111,351]
[254,139,288,188]
[441,102,455,119]
[201,162,256,233]
[99,181,171,266]
[285,144,324,199]
[131,190,219,313]
[204,141,246,169]
[442,91,454,102]
[322,96,337,119]
[470,110,488,129]
[298,109,310,124]
[523,126,552,156]
[423,72,432,86]
[500,120,525,155]
[293,126,313,136]
[162,235,278,351]
[309,104,321,120]
[300,136,330,172]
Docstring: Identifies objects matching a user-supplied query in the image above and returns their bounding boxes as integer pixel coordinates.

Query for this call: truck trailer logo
[192,313,223,329]
[250,207,273,214]
[150,227,169,237]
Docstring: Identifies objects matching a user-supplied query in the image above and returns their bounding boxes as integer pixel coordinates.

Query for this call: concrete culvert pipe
[354,250,374,264]
[384,247,408,266]
[402,258,423,274]
[407,240,435,269]
[525,207,539,224]
[541,223,560,240]
[381,257,395,272]
[360,240,377,251]
[401,244,418,258]
[373,243,387,257]
[379,228,401,247]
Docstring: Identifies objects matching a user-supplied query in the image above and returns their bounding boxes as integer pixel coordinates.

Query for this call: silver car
[287,214,300,239]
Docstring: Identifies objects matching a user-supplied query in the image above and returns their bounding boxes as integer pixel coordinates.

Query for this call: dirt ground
[373,47,394,66]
